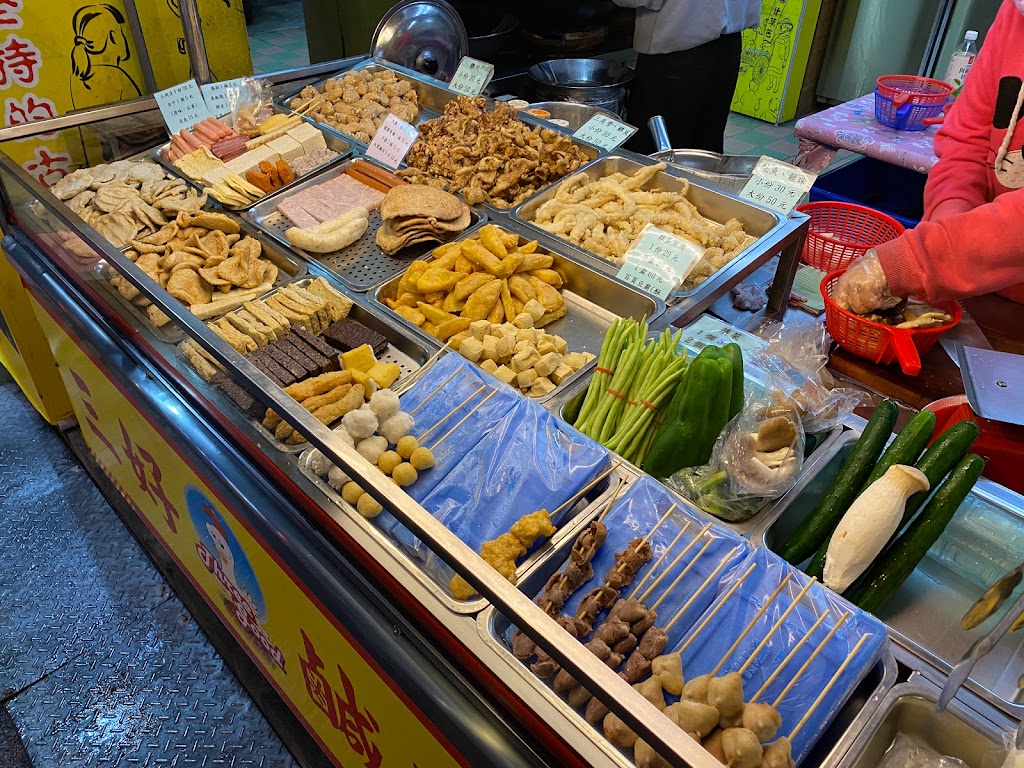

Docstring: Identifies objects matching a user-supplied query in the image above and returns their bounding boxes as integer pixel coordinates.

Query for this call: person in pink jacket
[835,0,1024,314]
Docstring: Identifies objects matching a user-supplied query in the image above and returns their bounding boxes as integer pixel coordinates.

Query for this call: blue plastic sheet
[673,547,887,764]
[556,476,751,632]
[375,354,611,595]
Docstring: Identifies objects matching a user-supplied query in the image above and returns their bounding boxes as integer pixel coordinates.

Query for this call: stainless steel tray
[370,224,664,403]
[478,596,897,768]
[181,282,429,454]
[549,351,843,536]
[94,224,306,344]
[277,60,457,148]
[298,446,630,615]
[512,153,788,301]
[151,107,352,211]
[754,428,1024,722]
[243,159,485,293]
[829,679,1009,768]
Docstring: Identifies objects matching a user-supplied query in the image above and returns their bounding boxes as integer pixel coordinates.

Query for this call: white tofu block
[550,363,574,384]
[266,135,304,163]
[459,336,484,363]
[535,352,561,378]
[289,123,326,154]
[512,312,535,329]
[493,365,517,386]
[481,335,500,362]
[495,334,515,360]
[511,347,540,373]
[564,352,590,371]
[530,377,556,397]
[287,122,320,142]
[553,335,568,355]
[201,165,232,186]
[516,368,538,389]
[537,338,556,356]
[470,319,491,340]
[523,299,546,322]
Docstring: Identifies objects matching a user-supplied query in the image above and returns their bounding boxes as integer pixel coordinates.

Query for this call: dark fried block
[321,319,389,355]
[287,336,335,375]
[294,327,342,360]
[268,342,309,379]
[216,379,261,418]
[248,349,293,387]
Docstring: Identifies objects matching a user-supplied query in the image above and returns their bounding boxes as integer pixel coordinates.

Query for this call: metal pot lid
[371,0,468,82]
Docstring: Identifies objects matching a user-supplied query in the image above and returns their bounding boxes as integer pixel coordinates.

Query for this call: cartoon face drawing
[69,4,141,108]
[205,519,235,575]
[993,77,1024,190]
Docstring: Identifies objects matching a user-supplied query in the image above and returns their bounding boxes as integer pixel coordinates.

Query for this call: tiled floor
[245,2,804,159]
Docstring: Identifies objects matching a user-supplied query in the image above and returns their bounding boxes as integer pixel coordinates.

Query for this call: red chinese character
[299,630,342,729]
[0,34,39,88]
[24,146,70,187]
[119,420,181,533]
[336,665,382,768]
[0,0,21,28]
[68,367,121,463]
[5,93,56,136]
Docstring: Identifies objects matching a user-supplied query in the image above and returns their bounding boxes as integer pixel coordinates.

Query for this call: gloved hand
[832,250,901,314]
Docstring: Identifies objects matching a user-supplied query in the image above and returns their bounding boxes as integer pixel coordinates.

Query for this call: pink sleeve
[922,2,1012,220]
[875,187,1024,301]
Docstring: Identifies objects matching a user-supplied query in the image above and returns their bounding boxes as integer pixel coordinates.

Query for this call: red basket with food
[797,202,905,272]
[821,269,962,376]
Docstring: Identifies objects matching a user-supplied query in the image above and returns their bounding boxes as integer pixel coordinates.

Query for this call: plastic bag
[879,733,970,768]
[666,373,805,522]
[754,319,865,434]
[226,77,275,135]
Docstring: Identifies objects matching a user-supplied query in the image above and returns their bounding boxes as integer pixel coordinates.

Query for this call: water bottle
[944,30,978,96]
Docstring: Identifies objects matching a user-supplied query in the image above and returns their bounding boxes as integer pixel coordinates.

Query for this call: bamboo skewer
[770,611,851,709]
[709,573,794,678]
[628,520,693,600]
[430,389,499,450]
[395,340,452,395]
[750,609,833,703]
[407,368,460,416]
[648,536,717,612]
[672,560,758,646]
[550,461,622,519]
[635,523,713,603]
[662,544,742,629]
[633,505,676,552]
[788,633,870,741]
[738,578,818,676]
[416,384,485,442]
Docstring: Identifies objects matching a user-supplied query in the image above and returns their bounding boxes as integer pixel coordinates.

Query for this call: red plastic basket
[876,75,952,104]
[796,202,905,272]
[821,269,962,376]
[874,75,952,131]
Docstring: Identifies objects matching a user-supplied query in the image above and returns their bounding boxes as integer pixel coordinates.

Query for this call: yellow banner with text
[36,301,462,768]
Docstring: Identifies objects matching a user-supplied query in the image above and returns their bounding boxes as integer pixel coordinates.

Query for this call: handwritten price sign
[738,157,817,215]
[573,113,637,151]
[365,113,419,169]
[154,79,212,134]
[201,78,245,118]
[448,57,494,97]
[616,224,704,300]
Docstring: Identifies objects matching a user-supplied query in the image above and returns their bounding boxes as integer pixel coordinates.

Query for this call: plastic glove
[832,250,901,315]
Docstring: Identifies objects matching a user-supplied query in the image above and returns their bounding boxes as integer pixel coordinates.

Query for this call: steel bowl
[525,101,619,131]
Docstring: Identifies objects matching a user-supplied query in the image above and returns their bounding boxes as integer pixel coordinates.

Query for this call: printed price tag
[200,78,245,118]
[448,56,495,97]
[573,113,637,151]
[616,224,704,300]
[154,79,212,135]
[679,315,768,358]
[365,113,420,170]
[738,156,817,215]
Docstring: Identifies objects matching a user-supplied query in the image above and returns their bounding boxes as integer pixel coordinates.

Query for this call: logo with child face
[185,485,285,670]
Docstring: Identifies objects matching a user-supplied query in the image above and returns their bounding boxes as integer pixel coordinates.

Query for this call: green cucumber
[849,454,985,613]
[777,400,898,565]
[902,420,980,527]
[805,409,939,578]
[859,409,937,491]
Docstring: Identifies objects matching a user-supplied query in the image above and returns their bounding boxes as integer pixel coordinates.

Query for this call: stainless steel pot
[647,115,758,193]
[527,58,634,118]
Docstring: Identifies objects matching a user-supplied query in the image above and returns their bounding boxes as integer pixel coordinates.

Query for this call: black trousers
[625,31,743,155]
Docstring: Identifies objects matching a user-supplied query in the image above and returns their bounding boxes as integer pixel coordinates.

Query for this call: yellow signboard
[1,0,252,184]
[34,299,464,768]
[731,0,822,125]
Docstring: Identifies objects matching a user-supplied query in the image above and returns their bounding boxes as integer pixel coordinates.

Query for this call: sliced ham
[276,196,319,229]
[276,173,386,229]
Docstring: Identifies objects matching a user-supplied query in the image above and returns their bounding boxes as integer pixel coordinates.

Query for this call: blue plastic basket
[873,75,951,131]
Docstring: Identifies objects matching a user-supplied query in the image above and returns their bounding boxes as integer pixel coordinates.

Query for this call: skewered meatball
[392,462,418,487]
[341,482,363,504]
[634,738,672,768]
[683,674,711,704]
[665,700,720,740]
[704,729,726,764]
[652,653,684,696]
[722,728,763,768]
[760,737,795,768]
[742,703,782,743]
[396,435,419,458]
[356,492,383,519]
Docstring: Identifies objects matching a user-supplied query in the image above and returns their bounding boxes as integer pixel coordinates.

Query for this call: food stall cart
[4,5,1024,767]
